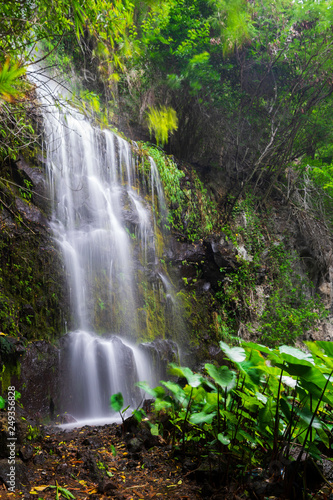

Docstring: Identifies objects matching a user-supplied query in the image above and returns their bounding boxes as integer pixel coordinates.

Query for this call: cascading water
[33,69,178,422]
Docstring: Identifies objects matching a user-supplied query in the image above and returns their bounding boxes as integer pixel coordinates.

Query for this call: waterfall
[33,68,178,422]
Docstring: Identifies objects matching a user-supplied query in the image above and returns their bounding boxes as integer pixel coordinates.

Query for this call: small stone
[98,479,118,495]
[33,453,46,465]
[127,437,143,454]
[19,444,34,461]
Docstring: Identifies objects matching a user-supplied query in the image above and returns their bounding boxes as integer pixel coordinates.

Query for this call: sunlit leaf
[150,423,160,436]
[279,345,315,366]
[217,433,230,445]
[147,106,178,146]
[162,380,186,401]
[316,341,333,358]
[281,376,297,389]
[190,411,216,424]
[0,59,26,102]
[169,363,204,387]
[255,392,267,404]
[299,379,333,406]
[219,341,246,363]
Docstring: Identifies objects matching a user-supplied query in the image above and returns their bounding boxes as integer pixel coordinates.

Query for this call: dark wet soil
[0,421,332,500]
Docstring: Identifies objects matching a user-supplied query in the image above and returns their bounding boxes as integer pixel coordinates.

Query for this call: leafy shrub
[146,145,219,241]
[147,106,178,146]
[138,340,333,491]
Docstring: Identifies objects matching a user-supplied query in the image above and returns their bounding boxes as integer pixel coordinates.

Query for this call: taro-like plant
[137,340,333,493]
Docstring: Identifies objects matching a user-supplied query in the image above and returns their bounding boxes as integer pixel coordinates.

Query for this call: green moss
[1,360,21,393]
[139,144,221,242]
[0,219,69,341]
[176,289,218,346]
[136,275,166,341]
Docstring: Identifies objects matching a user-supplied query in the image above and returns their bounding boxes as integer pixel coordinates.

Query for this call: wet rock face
[16,157,48,213]
[139,339,179,382]
[12,341,60,418]
[168,234,239,290]
[15,197,47,227]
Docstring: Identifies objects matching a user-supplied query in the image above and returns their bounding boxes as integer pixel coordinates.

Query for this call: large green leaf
[219,341,246,363]
[188,385,209,404]
[205,392,219,406]
[241,341,273,355]
[190,411,216,425]
[283,363,332,392]
[169,363,204,388]
[136,381,166,398]
[238,360,261,387]
[162,380,186,402]
[315,341,333,358]
[217,433,231,445]
[205,363,236,392]
[310,341,333,370]
[300,379,333,406]
[255,392,268,405]
[305,341,333,370]
[279,345,314,366]
[258,401,274,431]
[295,406,323,429]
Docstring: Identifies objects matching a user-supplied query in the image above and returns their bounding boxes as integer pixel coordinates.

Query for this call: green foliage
[258,242,325,346]
[110,392,124,413]
[258,288,324,347]
[0,102,36,164]
[147,106,178,146]
[0,60,26,103]
[0,291,20,337]
[30,484,75,499]
[215,195,325,345]
[145,145,219,241]
[208,0,254,56]
[0,232,67,340]
[294,158,333,231]
[231,195,266,257]
[122,0,333,202]
[27,424,41,441]
[143,339,333,485]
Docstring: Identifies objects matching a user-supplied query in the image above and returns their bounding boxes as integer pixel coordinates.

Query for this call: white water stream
[32,68,174,422]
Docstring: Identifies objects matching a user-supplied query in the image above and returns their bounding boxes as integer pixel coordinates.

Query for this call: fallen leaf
[30,486,49,492]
